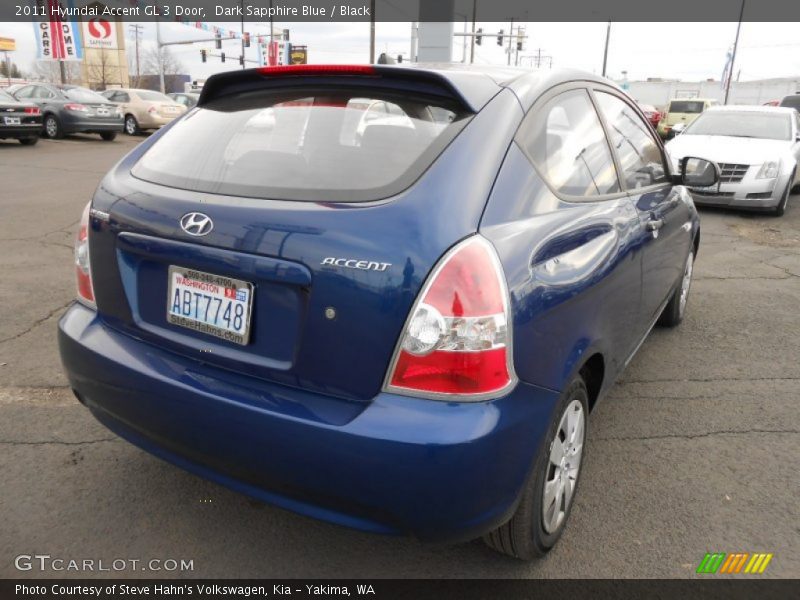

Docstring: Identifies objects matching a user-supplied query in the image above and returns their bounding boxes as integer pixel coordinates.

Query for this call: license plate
[166,266,254,345]
[3,116,20,125]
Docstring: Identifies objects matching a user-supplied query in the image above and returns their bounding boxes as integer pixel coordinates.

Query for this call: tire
[124,115,140,136]
[658,249,694,327]
[772,181,791,217]
[100,132,117,142]
[19,137,39,146]
[43,114,63,139]
[483,376,589,560]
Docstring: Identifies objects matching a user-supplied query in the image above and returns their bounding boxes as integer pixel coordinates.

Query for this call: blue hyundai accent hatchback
[58,64,719,559]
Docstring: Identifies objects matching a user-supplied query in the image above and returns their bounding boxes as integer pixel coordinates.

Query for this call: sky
[2,20,800,83]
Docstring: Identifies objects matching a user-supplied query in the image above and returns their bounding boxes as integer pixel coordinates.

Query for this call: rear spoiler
[197,65,499,113]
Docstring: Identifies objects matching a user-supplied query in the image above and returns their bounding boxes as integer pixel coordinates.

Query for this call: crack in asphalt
[0,220,79,243]
[0,437,117,446]
[0,300,72,345]
[593,428,800,442]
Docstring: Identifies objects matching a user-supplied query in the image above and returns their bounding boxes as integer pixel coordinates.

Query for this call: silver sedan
[666,105,800,216]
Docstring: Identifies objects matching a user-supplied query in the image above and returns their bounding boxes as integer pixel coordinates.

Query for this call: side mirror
[671,123,686,136]
[681,157,720,187]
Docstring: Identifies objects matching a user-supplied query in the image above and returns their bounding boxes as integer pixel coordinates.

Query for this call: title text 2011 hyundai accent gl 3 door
[58,65,708,559]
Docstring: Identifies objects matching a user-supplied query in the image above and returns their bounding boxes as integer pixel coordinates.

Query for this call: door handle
[646,219,664,231]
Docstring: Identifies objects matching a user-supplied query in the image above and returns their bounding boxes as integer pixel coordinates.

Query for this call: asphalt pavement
[0,134,798,578]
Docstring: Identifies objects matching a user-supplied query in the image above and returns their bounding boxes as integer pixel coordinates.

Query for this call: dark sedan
[11,83,123,141]
[0,89,42,145]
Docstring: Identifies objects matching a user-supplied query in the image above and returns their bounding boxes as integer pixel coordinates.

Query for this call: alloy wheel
[679,251,694,317]
[542,399,585,534]
[45,117,57,138]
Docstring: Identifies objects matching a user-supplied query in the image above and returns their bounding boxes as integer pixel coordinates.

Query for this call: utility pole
[156,20,165,93]
[128,24,143,85]
[59,61,66,84]
[240,0,245,69]
[724,0,746,105]
[369,0,376,63]
[601,20,611,77]
[469,0,476,64]
[507,18,513,66]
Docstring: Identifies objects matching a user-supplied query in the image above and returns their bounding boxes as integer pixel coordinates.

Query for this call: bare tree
[127,49,141,88]
[142,45,183,76]
[86,49,114,90]
[30,60,81,84]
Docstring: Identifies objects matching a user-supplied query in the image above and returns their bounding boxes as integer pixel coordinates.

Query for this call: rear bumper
[0,124,41,138]
[137,113,178,129]
[61,113,124,134]
[58,303,559,542]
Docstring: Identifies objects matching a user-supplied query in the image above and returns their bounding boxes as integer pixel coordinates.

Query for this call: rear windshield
[685,111,791,141]
[63,87,108,103]
[132,91,468,202]
[137,90,173,102]
[780,95,800,109]
[668,100,705,114]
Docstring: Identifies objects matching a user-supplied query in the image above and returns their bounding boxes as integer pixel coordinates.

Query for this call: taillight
[24,107,40,115]
[75,202,95,308]
[64,103,88,112]
[384,236,515,399]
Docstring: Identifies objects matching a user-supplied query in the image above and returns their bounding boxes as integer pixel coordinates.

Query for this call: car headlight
[756,160,781,179]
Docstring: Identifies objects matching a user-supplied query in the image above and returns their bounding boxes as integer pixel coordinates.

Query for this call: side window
[118,92,130,103]
[517,88,620,197]
[14,86,33,99]
[595,92,668,189]
[33,87,54,99]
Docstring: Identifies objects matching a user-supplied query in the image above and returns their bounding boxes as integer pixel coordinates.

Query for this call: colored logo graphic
[87,18,112,40]
[697,552,773,574]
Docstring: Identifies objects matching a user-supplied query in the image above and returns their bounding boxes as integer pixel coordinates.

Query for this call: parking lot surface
[1,135,798,578]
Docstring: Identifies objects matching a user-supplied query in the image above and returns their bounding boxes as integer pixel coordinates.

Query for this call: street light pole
[156,20,165,93]
[369,0,376,63]
[469,0,476,64]
[724,0,746,105]
[601,20,611,77]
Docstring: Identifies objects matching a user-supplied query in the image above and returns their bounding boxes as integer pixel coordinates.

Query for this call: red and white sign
[83,16,117,49]
[33,0,82,61]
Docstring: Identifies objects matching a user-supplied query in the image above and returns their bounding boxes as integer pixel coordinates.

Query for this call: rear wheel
[19,137,39,146]
[483,376,588,559]
[658,250,694,327]
[100,132,117,142]
[43,114,63,139]
[124,115,139,136]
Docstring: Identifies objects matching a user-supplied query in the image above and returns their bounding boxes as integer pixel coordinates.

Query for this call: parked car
[638,102,662,129]
[779,94,800,112]
[100,88,187,135]
[0,88,42,145]
[657,98,719,139]
[58,65,718,560]
[10,83,122,140]
[666,105,800,216]
[168,92,200,109]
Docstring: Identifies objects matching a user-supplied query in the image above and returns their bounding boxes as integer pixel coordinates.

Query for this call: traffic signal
[476,28,482,46]
[200,49,207,63]
[221,52,226,63]
[215,34,222,50]
[243,32,250,47]
[497,29,504,46]
[239,55,244,66]
[397,55,403,63]
[517,39,523,51]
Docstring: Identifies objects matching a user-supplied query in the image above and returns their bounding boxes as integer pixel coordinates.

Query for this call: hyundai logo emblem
[180,212,214,237]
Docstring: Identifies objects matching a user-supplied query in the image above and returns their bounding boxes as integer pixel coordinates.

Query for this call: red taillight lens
[64,103,88,112]
[24,107,40,115]
[385,236,515,399]
[75,202,95,307]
